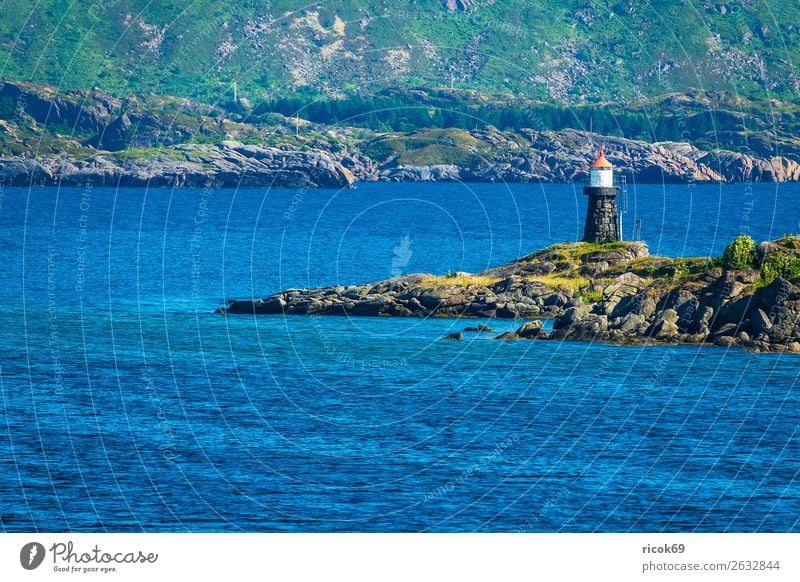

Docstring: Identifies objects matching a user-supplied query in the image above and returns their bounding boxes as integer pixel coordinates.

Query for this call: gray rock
[614,313,647,334]
[660,309,680,324]
[553,313,608,339]
[647,309,680,339]
[515,320,544,338]
[765,302,800,342]
[464,325,496,332]
[716,336,739,347]
[493,332,520,341]
[603,272,648,301]
[750,308,773,333]
[553,304,590,330]
[714,322,741,337]
[1,141,357,188]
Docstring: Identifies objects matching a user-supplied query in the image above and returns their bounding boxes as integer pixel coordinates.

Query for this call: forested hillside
[1,1,797,102]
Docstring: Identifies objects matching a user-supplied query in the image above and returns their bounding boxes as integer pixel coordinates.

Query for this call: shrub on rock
[721,235,757,270]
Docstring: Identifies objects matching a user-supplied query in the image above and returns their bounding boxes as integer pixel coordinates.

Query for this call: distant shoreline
[2,151,800,191]
[3,80,800,190]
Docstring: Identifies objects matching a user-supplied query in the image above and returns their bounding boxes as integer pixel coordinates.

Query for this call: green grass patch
[523,274,590,292]
[111,147,188,162]
[420,273,501,288]
[578,289,603,304]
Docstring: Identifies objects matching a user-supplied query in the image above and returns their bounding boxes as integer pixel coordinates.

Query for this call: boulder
[697,305,714,333]
[574,314,609,335]
[603,272,648,301]
[464,324,496,332]
[646,309,680,340]
[714,293,757,327]
[609,292,648,318]
[613,313,647,334]
[750,308,773,333]
[515,320,545,338]
[713,322,742,337]
[553,313,608,339]
[493,332,520,341]
[757,277,798,304]
[553,304,590,330]
[543,292,571,307]
[765,301,800,342]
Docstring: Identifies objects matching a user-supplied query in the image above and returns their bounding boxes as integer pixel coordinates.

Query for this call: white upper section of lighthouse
[589,150,614,188]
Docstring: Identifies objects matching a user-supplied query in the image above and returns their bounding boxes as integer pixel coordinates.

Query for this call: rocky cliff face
[7,129,797,187]
[222,237,800,354]
[0,142,356,188]
[3,80,800,187]
[372,129,800,184]
[0,81,122,134]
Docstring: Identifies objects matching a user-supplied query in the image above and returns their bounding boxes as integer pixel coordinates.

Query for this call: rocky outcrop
[378,164,462,182]
[224,273,568,319]
[510,130,800,184]
[552,274,800,353]
[484,241,650,279]
[4,79,800,187]
[221,237,800,354]
[223,241,649,319]
[0,142,356,188]
[529,239,800,353]
[493,320,547,341]
[0,80,121,134]
[694,150,800,182]
[464,324,495,332]
[364,128,800,185]
[443,0,480,11]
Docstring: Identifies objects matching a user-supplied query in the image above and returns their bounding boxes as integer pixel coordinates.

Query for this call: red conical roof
[591,150,613,168]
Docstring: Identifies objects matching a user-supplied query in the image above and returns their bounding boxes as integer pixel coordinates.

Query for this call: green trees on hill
[257,92,702,141]
[2,0,800,103]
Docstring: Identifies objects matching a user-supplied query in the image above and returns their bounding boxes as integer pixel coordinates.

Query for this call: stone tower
[583,150,620,243]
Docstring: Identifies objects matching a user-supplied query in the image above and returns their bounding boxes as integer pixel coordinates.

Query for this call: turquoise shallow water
[0,182,799,531]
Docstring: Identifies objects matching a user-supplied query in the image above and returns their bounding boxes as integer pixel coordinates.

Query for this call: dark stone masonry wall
[583,187,620,243]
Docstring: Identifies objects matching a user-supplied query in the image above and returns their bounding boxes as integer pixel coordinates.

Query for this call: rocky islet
[222,238,800,354]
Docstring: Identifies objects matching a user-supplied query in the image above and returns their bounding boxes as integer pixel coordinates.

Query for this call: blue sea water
[0,181,799,532]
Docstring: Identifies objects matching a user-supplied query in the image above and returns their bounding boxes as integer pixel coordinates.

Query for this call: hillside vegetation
[0,1,798,103]
[3,79,800,186]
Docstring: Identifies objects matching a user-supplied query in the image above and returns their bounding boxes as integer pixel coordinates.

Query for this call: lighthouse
[582,150,620,243]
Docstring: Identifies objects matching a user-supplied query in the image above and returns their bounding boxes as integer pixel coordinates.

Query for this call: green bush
[761,252,800,285]
[721,235,757,270]
[579,289,604,304]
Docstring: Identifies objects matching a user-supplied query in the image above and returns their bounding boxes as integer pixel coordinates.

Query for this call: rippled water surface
[1,182,798,531]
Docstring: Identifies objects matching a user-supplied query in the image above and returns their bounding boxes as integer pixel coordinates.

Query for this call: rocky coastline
[4,133,800,188]
[3,80,800,188]
[0,142,357,189]
[221,237,800,354]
